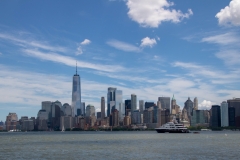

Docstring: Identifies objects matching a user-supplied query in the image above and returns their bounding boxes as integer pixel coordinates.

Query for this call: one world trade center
[72,63,81,116]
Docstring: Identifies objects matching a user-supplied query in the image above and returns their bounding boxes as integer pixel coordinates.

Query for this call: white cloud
[140,37,157,48]
[0,52,2,55]
[23,49,125,73]
[172,61,240,83]
[0,33,67,53]
[198,100,214,110]
[126,0,193,28]
[216,0,240,26]
[216,50,240,66]
[76,46,83,55]
[106,39,141,52]
[201,32,239,45]
[81,39,91,45]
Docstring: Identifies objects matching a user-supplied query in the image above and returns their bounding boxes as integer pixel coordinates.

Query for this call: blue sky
[0,0,240,121]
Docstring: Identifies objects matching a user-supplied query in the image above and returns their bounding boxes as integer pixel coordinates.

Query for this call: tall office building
[72,64,81,116]
[158,97,170,110]
[5,113,18,131]
[41,101,52,122]
[191,110,208,127]
[184,97,194,118]
[81,102,85,117]
[131,94,137,122]
[62,103,72,116]
[101,97,105,119]
[107,87,116,117]
[51,101,64,130]
[211,105,221,127]
[131,94,137,112]
[157,101,161,109]
[194,97,198,110]
[125,100,131,116]
[86,104,95,117]
[220,101,229,127]
[139,100,144,114]
[115,90,123,119]
[228,107,236,127]
[227,98,240,127]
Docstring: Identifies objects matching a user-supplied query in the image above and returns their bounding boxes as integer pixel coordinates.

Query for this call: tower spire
[76,61,77,75]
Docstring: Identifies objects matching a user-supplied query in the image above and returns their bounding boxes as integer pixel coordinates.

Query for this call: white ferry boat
[155,118,189,133]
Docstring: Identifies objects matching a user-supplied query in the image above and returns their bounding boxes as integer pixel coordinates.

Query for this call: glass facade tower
[72,65,81,117]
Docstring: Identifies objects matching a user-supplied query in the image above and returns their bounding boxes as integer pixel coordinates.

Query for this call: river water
[0,131,239,160]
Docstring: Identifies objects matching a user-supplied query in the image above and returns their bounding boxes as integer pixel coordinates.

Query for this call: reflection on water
[0,131,239,160]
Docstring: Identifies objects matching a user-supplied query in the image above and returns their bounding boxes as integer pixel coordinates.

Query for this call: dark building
[158,97,170,110]
[125,100,131,116]
[97,112,101,119]
[145,102,155,109]
[107,87,116,117]
[184,97,194,118]
[211,105,221,128]
[228,107,236,127]
[51,102,64,130]
[161,109,170,125]
[227,98,240,127]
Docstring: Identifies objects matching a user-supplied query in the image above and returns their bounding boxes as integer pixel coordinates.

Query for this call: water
[0,131,239,160]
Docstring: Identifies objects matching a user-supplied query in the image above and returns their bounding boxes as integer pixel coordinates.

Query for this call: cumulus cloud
[75,39,91,55]
[216,0,240,26]
[81,39,91,45]
[140,37,157,48]
[126,0,193,28]
[106,39,141,52]
[198,100,214,110]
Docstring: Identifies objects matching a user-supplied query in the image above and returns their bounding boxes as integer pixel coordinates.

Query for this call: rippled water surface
[0,131,240,160]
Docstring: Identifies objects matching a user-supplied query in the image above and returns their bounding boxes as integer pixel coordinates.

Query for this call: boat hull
[155,129,189,133]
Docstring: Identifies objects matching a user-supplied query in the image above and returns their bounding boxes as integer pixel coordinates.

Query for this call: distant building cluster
[1,68,240,131]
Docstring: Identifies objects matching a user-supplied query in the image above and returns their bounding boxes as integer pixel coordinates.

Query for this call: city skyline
[1,0,240,121]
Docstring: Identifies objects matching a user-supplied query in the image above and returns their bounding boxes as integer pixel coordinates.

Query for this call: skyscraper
[220,101,229,127]
[81,102,85,116]
[139,100,144,114]
[131,94,137,112]
[194,97,198,110]
[227,98,240,127]
[158,97,170,110]
[211,105,221,127]
[72,64,81,117]
[101,97,105,119]
[125,99,131,116]
[107,87,116,117]
[184,97,194,118]
[86,104,95,117]
[131,94,137,123]
[115,90,123,113]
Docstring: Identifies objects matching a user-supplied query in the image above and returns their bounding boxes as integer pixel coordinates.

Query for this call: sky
[0,0,240,121]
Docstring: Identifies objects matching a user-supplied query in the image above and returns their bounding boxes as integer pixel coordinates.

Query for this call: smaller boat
[193,131,200,134]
